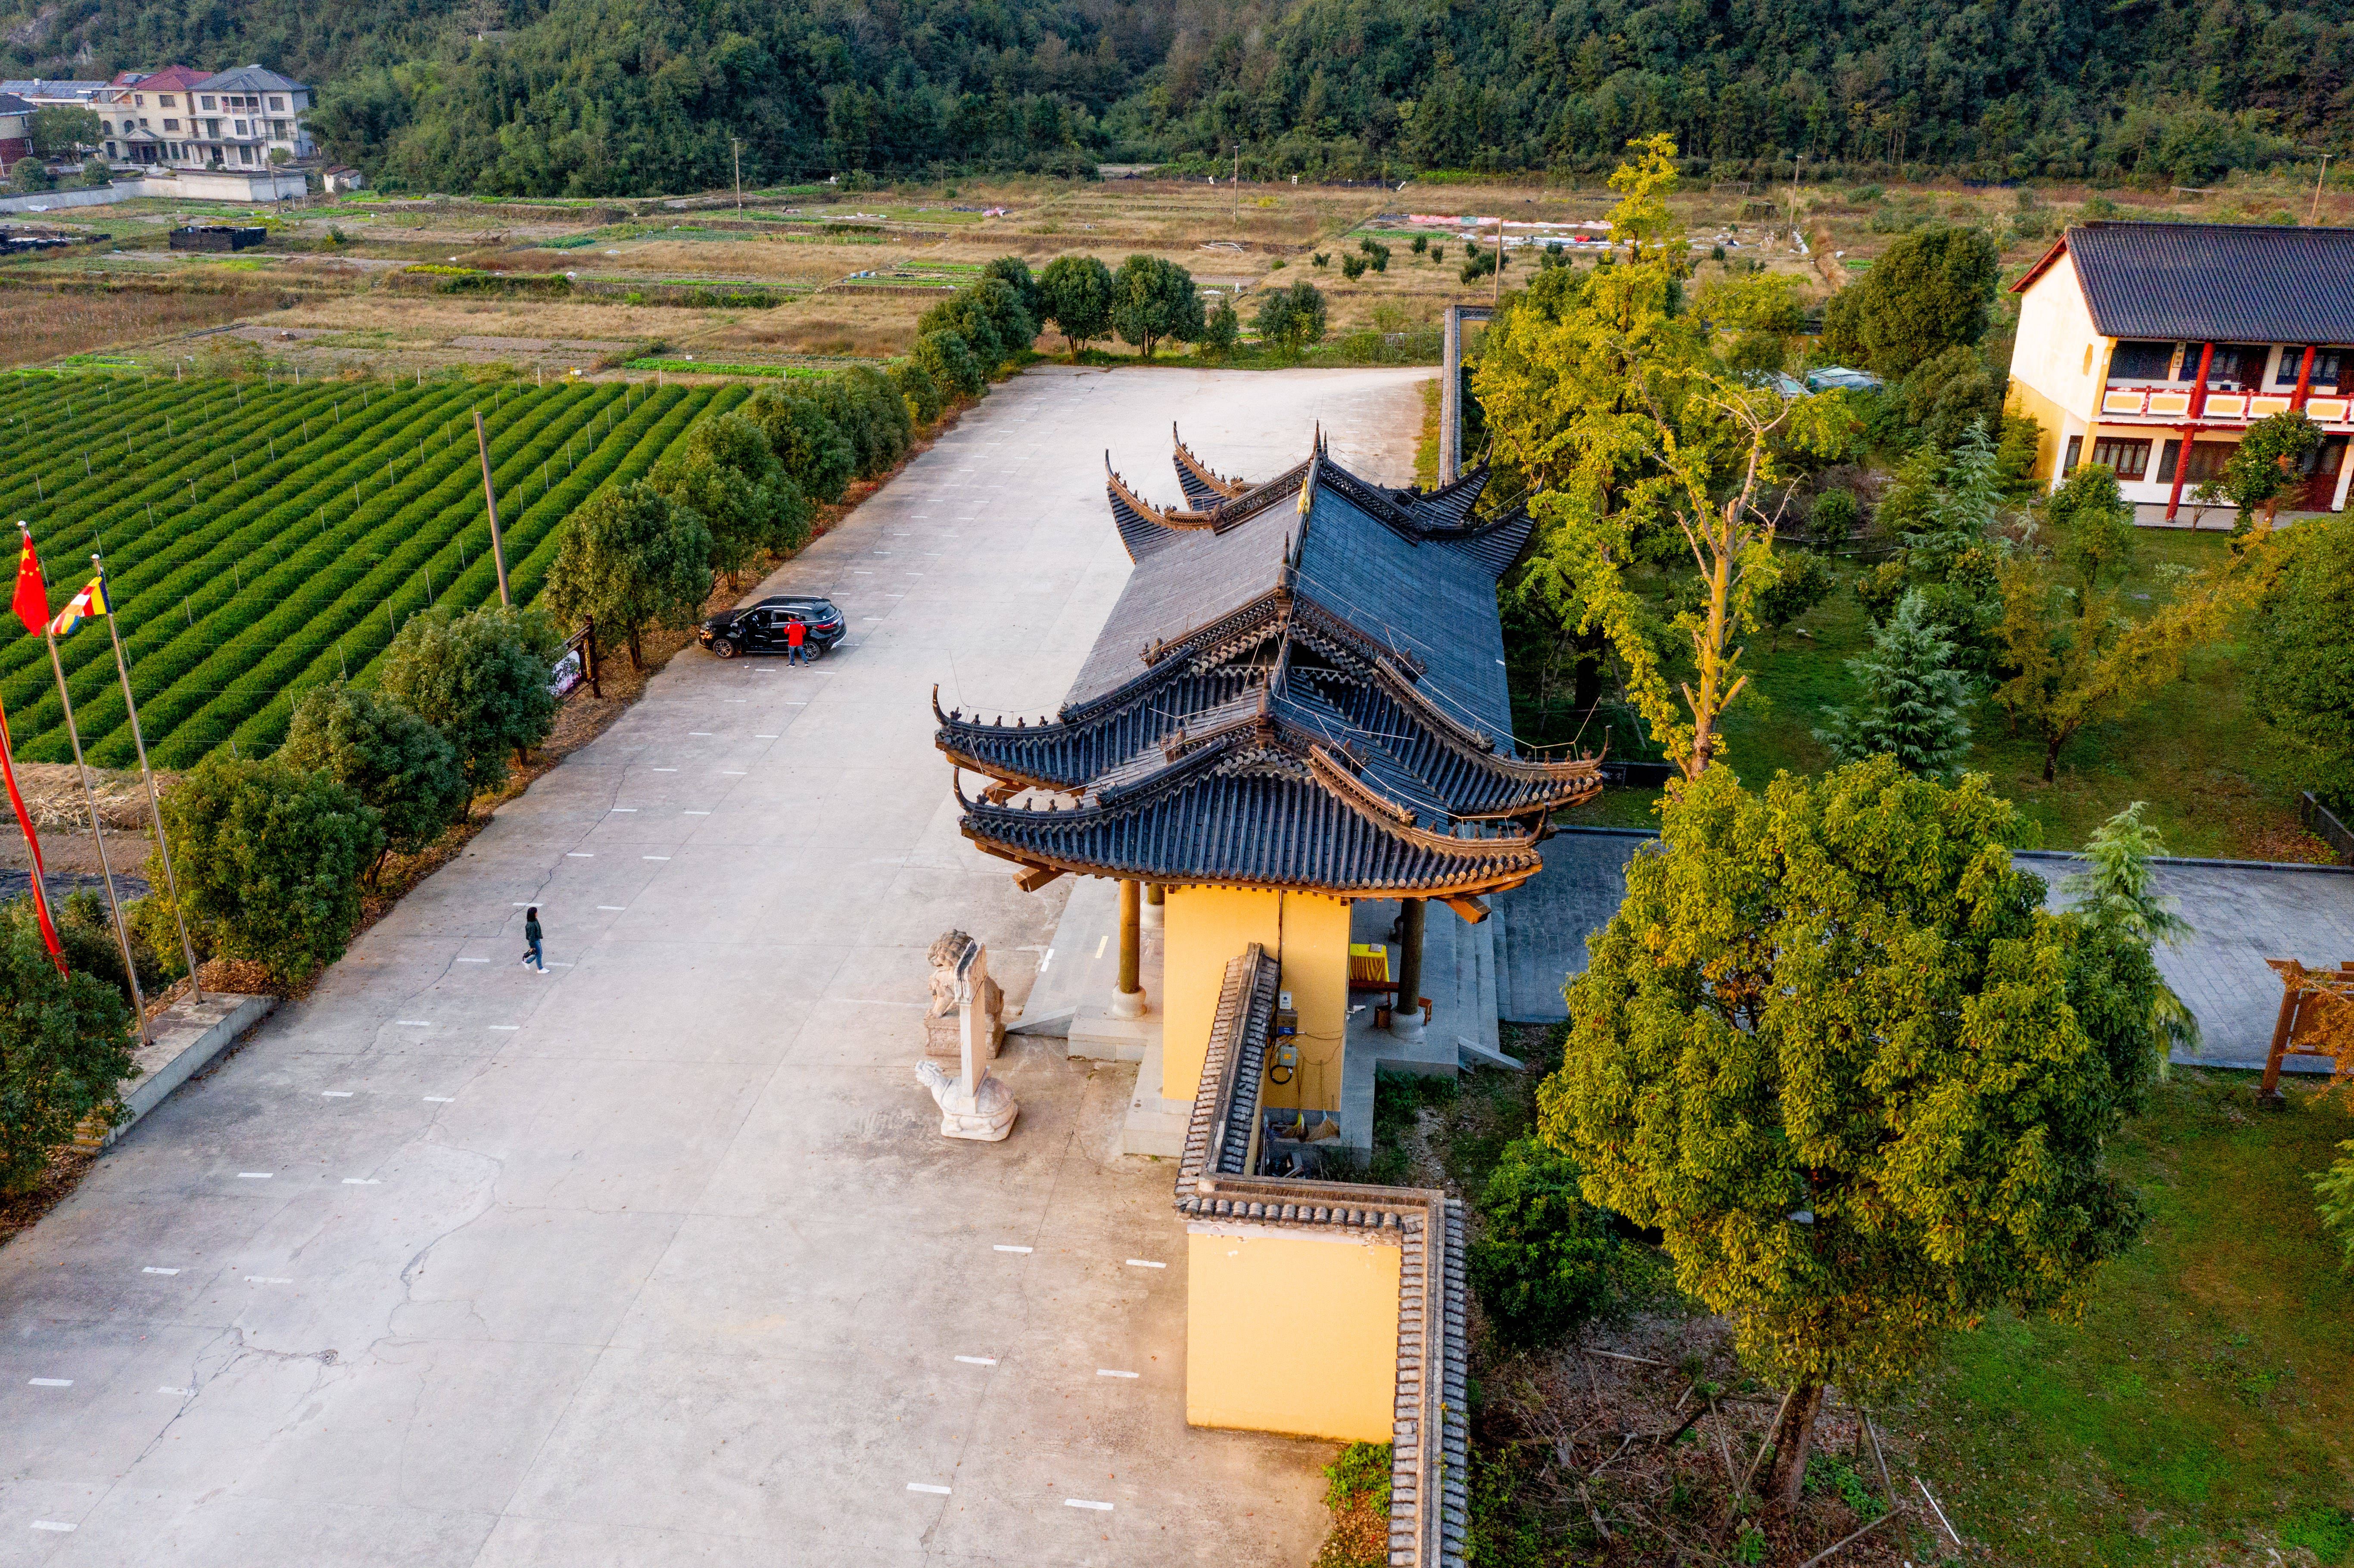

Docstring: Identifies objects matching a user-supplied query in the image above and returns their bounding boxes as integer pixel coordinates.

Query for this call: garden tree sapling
[1540,759,2166,1516]
[1198,294,1240,359]
[912,330,985,399]
[2248,513,2354,811]
[1466,1137,1617,1350]
[1253,280,1328,359]
[889,358,942,425]
[2046,460,2139,608]
[1752,549,1832,649]
[0,899,134,1194]
[541,481,713,675]
[981,255,1044,330]
[379,604,565,790]
[1037,254,1115,359]
[281,681,471,881]
[1813,588,1974,780]
[2061,801,2201,1073]
[2197,410,2321,532]
[1995,524,2278,781]
[143,756,383,986]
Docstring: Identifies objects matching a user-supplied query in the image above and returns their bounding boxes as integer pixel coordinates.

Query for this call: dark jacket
[525,916,543,945]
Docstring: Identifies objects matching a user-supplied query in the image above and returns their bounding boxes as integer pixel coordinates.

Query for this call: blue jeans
[526,938,545,971]
[790,643,808,664]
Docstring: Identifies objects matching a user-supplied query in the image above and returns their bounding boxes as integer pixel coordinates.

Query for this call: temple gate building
[934,427,1599,1566]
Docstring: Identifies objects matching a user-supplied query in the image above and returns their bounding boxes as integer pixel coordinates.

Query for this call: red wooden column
[2292,345,2318,409]
[2166,342,2217,521]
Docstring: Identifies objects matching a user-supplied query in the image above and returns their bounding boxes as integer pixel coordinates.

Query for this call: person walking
[785,614,808,666]
[521,905,547,973]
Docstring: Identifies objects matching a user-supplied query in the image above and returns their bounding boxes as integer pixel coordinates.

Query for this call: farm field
[0,373,732,768]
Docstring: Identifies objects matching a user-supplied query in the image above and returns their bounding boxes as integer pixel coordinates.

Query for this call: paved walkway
[0,366,1431,1567]
[1496,833,2354,1073]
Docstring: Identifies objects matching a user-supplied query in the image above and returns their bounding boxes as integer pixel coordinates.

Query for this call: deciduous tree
[745,385,854,504]
[2198,409,2321,532]
[1038,253,1115,358]
[28,106,100,159]
[282,681,471,878]
[1110,253,1203,360]
[651,410,808,587]
[1540,758,2162,1515]
[1821,224,2001,377]
[144,755,383,986]
[542,482,711,675]
[378,603,566,788]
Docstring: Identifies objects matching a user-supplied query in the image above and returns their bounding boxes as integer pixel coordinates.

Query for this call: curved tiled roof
[945,430,1597,893]
[956,720,1546,895]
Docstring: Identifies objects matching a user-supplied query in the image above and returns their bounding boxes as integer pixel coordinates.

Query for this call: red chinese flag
[12,530,49,637]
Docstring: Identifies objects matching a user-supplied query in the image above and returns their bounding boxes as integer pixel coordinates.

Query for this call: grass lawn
[1912,1073,2354,1566]
[1542,527,2326,860]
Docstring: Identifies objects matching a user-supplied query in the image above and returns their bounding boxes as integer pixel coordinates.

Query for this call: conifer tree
[1814,588,1974,780]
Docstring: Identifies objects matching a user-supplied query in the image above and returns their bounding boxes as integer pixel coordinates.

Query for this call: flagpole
[93,551,201,1003]
[37,574,151,1050]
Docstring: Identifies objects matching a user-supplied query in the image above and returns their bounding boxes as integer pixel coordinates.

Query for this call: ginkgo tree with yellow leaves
[1473,134,1853,781]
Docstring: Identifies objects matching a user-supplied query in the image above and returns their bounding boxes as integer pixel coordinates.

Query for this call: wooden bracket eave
[1442,894,1492,924]
[1013,862,1067,893]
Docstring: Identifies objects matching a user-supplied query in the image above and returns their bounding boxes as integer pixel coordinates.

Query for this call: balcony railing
[2099,383,2354,424]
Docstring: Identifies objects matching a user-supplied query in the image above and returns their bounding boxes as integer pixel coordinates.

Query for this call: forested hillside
[4,0,2347,193]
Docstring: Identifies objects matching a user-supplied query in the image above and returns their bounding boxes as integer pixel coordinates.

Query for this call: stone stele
[915,933,1018,1141]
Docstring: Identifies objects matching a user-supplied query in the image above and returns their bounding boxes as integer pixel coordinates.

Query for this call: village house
[0,92,31,167]
[2007,221,2354,520]
[936,428,1599,1565]
[96,64,314,171]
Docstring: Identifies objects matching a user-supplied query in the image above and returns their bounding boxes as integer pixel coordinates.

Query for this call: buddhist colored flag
[12,528,47,637]
[48,575,109,639]
[0,691,64,970]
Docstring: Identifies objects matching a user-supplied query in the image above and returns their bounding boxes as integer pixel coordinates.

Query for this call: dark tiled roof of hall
[937,430,1600,892]
[2030,221,2354,343]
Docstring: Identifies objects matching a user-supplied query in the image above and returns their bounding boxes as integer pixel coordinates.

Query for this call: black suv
[698,597,848,660]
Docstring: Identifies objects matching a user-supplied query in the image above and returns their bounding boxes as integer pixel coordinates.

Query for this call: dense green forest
[4,0,2347,193]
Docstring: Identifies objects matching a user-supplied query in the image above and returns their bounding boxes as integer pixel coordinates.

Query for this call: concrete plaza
[0,366,1431,1567]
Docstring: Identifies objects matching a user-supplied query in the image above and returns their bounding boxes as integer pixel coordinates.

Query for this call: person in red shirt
[785,614,809,665]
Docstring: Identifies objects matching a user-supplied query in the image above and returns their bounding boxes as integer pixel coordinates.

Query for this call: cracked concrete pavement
[0,364,1433,1567]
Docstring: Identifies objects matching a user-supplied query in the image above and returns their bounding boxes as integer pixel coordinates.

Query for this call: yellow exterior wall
[1161,887,1352,1111]
[2005,380,2075,486]
[1185,1228,1401,1441]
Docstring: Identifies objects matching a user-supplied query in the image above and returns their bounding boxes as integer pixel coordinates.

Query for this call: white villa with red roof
[2006,222,2354,520]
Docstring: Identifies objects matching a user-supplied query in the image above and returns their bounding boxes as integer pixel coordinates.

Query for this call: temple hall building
[2007,221,2354,521]
[934,426,1599,1564]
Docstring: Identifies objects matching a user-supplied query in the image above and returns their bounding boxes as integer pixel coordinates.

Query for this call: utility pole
[473,410,511,607]
[1492,219,1503,308]
[1233,143,1241,227]
[2314,153,2333,223]
[732,137,743,215]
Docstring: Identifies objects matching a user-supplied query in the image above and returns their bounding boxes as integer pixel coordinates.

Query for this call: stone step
[1120,1038,1190,1159]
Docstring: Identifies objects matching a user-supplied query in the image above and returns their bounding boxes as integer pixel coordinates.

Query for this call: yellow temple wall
[1162,887,1350,1110]
[1184,1226,1401,1441]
